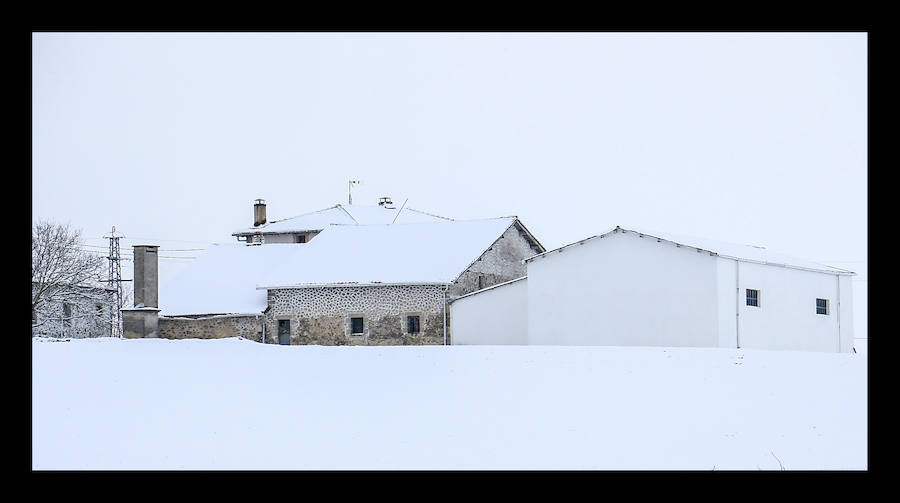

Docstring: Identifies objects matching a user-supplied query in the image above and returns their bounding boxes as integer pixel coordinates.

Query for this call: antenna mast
[348,179,361,205]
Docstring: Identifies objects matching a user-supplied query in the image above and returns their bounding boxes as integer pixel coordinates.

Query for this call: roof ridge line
[273,204,343,224]
[403,207,454,221]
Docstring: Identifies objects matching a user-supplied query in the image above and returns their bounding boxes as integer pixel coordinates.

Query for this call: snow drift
[31,338,866,470]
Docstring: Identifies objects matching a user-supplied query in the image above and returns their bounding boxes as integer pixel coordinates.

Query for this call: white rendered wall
[262,233,301,244]
[729,259,851,352]
[838,275,854,353]
[527,231,719,347]
[715,258,739,349]
[451,278,528,345]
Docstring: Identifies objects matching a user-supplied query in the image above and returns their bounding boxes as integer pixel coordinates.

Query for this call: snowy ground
[32,337,867,470]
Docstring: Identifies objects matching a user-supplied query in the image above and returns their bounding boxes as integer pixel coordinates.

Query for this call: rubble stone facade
[32,283,116,339]
[158,314,264,341]
[264,285,446,345]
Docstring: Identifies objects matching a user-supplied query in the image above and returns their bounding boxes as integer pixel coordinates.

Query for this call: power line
[103,235,216,244]
[79,244,204,252]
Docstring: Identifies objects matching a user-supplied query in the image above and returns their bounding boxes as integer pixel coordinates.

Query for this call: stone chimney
[121,245,161,339]
[254,199,267,227]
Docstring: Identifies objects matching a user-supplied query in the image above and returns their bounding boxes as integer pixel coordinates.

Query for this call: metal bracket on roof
[336,204,359,224]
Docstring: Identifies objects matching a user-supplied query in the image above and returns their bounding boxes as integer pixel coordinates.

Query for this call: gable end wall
[449,223,537,299]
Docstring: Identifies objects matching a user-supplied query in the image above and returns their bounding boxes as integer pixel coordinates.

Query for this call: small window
[477,275,485,289]
[746,289,759,307]
[351,317,364,335]
[407,315,421,334]
[816,298,829,315]
[96,304,104,316]
[63,303,72,326]
[294,235,306,243]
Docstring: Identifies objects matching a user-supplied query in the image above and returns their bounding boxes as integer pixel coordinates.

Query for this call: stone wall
[32,284,116,339]
[158,314,265,341]
[264,285,446,345]
[448,221,540,298]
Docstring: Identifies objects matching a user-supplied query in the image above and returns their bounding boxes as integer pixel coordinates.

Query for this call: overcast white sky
[31,32,867,338]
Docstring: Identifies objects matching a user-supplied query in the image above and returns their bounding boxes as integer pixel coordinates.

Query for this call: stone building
[32,282,116,338]
[124,199,545,345]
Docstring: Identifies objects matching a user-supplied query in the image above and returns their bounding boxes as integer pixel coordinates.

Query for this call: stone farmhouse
[122,198,545,345]
[32,282,117,338]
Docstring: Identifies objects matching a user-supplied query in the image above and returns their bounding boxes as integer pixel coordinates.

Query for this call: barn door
[278,319,291,345]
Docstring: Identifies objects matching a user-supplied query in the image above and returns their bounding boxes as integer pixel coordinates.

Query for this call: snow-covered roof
[158,243,299,316]
[161,218,522,315]
[258,217,520,288]
[524,226,855,275]
[232,204,452,235]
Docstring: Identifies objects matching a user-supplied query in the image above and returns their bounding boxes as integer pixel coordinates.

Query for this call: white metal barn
[526,226,854,352]
[451,226,855,352]
[451,276,528,345]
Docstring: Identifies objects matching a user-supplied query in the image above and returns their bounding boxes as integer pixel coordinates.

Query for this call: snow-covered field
[32,337,867,470]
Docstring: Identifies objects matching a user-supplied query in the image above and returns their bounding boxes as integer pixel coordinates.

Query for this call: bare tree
[32,221,109,332]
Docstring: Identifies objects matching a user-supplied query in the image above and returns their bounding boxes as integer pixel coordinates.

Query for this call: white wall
[729,259,851,352]
[527,231,720,347]
[838,275,854,353]
[451,278,528,345]
[262,234,295,244]
[715,258,739,349]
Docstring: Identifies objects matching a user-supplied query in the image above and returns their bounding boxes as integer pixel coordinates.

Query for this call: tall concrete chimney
[121,244,161,338]
[254,199,267,227]
[133,245,160,308]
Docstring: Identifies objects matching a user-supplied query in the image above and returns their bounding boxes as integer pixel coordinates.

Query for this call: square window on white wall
[746,289,760,307]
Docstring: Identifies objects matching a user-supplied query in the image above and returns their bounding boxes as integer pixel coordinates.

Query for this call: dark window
[294,235,306,243]
[816,298,828,315]
[407,315,421,334]
[746,289,759,307]
[96,304,103,316]
[477,275,484,289]
[351,317,364,335]
[277,319,291,345]
[63,303,72,326]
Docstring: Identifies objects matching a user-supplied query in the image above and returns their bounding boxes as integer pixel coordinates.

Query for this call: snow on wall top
[158,243,298,316]
[233,204,451,235]
[525,225,854,275]
[258,218,518,289]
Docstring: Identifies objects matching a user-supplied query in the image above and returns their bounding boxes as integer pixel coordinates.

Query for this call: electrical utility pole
[104,226,125,338]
